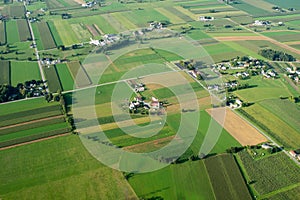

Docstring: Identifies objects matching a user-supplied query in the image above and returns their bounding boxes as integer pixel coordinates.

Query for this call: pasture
[204,154,252,200]
[230,0,272,16]
[0,21,6,45]
[10,61,41,86]
[236,151,300,197]
[0,136,137,199]
[55,63,74,91]
[43,65,62,92]
[16,19,31,42]
[0,60,10,85]
[37,22,57,49]
[264,0,300,10]
[128,160,214,199]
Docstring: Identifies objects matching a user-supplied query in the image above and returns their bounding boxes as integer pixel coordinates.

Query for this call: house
[289,150,297,157]
[261,143,273,150]
[135,87,145,92]
[151,97,160,109]
[298,154,300,160]
[199,16,214,22]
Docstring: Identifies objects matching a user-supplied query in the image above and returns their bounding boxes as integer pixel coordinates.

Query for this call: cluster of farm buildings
[289,150,300,161]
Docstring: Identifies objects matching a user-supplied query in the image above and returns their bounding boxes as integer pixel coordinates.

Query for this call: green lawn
[0,136,137,199]
[128,160,215,200]
[10,61,41,86]
[53,20,79,46]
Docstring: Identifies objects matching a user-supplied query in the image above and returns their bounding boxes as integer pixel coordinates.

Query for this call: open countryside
[0,0,299,199]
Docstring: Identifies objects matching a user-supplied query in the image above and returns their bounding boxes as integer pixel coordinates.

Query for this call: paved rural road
[24,2,49,93]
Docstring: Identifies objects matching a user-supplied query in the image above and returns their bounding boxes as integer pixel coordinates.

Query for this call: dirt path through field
[0,133,70,151]
[0,115,63,130]
[206,107,267,146]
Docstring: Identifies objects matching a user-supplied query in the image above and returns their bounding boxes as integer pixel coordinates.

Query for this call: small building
[261,143,273,150]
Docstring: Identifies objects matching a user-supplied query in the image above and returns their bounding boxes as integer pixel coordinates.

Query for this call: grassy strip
[6,20,20,44]
[0,60,10,85]
[0,116,65,136]
[16,19,31,41]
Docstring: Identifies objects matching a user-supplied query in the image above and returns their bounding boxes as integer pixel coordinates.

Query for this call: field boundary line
[0,133,70,150]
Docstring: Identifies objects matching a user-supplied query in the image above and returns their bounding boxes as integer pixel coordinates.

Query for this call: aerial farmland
[0,0,299,199]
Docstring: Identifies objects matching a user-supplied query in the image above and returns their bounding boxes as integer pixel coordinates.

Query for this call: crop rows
[0,60,10,85]
[165,7,193,22]
[0,105,62,127]
[0,22,6,45]
[204,154,252,200]
[0,116,65,136]
[0,127,71,148]
[17,19,31,41]
[44,65,62,92]
[37,22,57,49]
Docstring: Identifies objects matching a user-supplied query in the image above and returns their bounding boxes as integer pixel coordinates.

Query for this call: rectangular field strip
[0,22,6,45]
[47,21,63,46]
[44,65,62,92]
[67,61,91,88]
[10,61,41,86]
[17,19,31,41]
[9,5,25,18]
[205,154,252,200]
[0,104,62,127]
[5,20,20,44]
[37,22,57,49]
[55,63,74,91]
[0,60,10,85]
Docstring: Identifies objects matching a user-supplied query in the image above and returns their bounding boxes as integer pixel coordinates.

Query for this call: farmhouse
[253,20,270,26]
[199,16,214,22]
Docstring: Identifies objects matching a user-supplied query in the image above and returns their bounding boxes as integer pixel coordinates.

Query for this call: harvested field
[206,107,267,146]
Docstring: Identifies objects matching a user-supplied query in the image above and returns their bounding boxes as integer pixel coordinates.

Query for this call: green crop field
[239,103,300,149]
[67,61,91,88]
[262,31,300,43]
[111,12,138,30]
[0,60,10,85]
[0,21,6,45]
[47,21,63,46]
[264,0,300,10]
[53,20,79,46]
[37,22,57,49]
[234,76,294,102]
[44,65,62,92]
[204,154,252,200]
[0,136,137,199]
[259,99,300,132]
[16,19,31,42]
[55,63,74,91]
[6,20,20,44]
[236,151,300,197]
[9,5,25,18]
[128,160,215,199]
[230,0,272,16]
[165,6,194,22]
[31,22,43,50]
[10,61,41,86]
